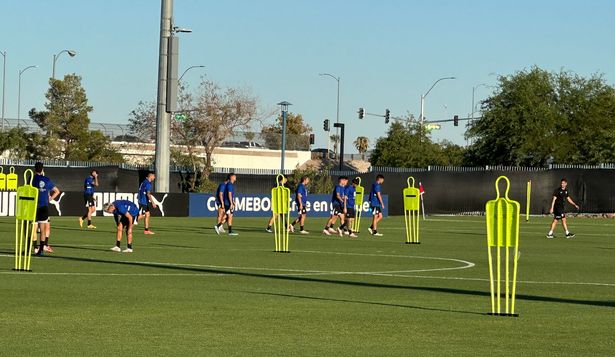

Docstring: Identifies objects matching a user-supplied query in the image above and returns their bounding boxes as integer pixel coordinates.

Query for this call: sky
[2,0,615,152]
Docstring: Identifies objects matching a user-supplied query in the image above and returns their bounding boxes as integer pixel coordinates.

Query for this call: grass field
[1,215,614,356]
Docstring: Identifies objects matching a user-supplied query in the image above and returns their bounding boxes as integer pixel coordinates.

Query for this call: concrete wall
[111,142,311,170]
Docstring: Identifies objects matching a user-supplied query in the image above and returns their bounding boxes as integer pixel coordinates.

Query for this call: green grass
[1,215,614,356]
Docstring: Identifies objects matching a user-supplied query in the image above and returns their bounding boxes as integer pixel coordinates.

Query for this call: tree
[128,101,157,142]
[129,79,266,191]
[353,136,369,160]
[330,134,340,157]
[0,127,34,159]
[261,112,311,150]
[466,67,615,166]
[29,74,123,162]
[370,121,463,168]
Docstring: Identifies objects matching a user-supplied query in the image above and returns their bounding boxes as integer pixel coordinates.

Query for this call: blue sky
[2,0,615,151]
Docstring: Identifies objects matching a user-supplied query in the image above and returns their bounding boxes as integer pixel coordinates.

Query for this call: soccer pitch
[1,216,613,356]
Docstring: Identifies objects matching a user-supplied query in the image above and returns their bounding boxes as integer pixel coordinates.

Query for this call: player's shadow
[238,290,484,316]
[34,254,615,310]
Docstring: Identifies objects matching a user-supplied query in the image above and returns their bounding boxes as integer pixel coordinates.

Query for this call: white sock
[548,230,553,235]
[566,230,570,234]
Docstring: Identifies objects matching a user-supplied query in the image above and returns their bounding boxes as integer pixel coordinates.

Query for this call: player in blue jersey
[368,174,385,236]
[104,200,139,253]
[343,178,359,238]
[32,162,61,256]
[138,172,158,235]
[289,176,310,234]
[79,169,99,229]
[222,173,238,236]
[214,177,229,234]
[323,176,348,237]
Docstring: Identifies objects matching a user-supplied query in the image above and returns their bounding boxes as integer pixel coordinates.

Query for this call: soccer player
[32,162,61,256]
[138,172,158,235]
[214,177,229,234]
[344,178,359,238]
[79,169,99,229]
[224,173,238,236]
[547,178,580,239]
[104,200,139,253]
[323,176,348,237]
[289,176,310,234]
[368,174,385,237]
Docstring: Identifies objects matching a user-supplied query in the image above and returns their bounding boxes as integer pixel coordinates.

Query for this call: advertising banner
[189,193,389,218]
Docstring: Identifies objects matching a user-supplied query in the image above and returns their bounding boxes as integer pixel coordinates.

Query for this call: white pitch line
[2,252,612,287]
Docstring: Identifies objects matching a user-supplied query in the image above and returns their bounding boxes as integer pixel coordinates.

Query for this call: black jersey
[553,188,569,211]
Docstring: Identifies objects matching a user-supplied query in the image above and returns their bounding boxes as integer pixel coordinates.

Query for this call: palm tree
[330,134,340,158]
[354,136,369,160]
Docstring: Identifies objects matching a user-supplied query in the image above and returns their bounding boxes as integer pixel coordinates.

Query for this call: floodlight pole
[154,0,173,192]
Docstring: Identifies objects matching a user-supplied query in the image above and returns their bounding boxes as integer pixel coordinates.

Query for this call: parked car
[221,141,244,148]
[239,141,264,148]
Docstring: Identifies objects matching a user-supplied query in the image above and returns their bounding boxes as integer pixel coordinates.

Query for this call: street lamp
[18,65,37,120]
[419,76,456,124]
[1,51,6,132]
[52,49,76,79]
[319,72,340,131]
[179,65,205,82]
[277,101,292,173]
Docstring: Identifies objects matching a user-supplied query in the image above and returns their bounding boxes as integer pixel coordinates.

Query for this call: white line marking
[2,251,612,287]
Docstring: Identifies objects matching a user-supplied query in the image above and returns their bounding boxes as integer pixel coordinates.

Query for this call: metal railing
[3,158,615,175]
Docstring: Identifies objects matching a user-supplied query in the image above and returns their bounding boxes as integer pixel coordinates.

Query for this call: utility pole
[154,0,173,193]
[333,123,345,170]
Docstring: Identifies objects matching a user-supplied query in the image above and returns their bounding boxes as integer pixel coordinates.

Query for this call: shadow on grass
[9,251,613,310]
[239,290,485,316]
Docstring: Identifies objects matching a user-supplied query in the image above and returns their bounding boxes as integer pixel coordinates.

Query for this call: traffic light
[454,115,459,126]
[358,108,364,119]
[385,109,390,124]
[309,133,315,145]
[323,119,330,132]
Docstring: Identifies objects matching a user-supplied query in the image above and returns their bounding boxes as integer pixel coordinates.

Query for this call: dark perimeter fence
[2,159,615,216]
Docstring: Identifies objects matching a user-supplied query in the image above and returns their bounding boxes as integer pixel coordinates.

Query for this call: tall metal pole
[335,77,340,128]
[154,0,173,192]
[419,95,425,125]
[277,101,292,173]
[1,51,6,132]
[420,76,455,125]
[17,71,21,120]
[281,109,287,172]
[17,66,37,120]
[52,54,57,80]
[51,50,76,79]
[319,73,340,136]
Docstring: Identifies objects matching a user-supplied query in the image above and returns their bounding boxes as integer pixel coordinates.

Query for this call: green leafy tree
[466,67,615,165]
[0,127,32,159]
[370,121,449,167]
[29,74,123,162]
[261,112,311,150]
